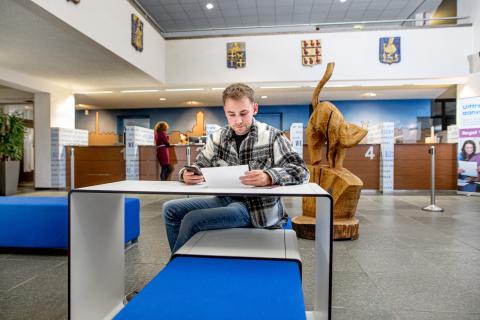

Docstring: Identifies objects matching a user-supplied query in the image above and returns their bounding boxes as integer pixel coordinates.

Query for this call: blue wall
[75,99,431,134]
[76,104,311,134]
[334,99,431,129]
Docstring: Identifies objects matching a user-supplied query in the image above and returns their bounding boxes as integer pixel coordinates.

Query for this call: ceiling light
[120,89,160,93]
[340,0,347,3]
[165,88,204,92]
[159,98,167,101]
[353,24,363,29]
[185,100,201,105]
[84,110,89,116]
[211,87,225,90]
[259,85,301,89]
[206,3,214,10]
[362,92,377,97]
[261,96,268,99]
[77,91,113,94]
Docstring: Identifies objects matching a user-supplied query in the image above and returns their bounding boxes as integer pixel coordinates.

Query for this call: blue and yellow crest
[227,42,246,69]
[379,37,400,64]
[131,14,143,52]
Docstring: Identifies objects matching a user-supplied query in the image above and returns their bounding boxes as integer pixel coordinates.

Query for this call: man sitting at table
[162,83,309,253]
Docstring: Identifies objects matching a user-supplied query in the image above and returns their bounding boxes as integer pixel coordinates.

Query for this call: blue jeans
[163,196,252,253]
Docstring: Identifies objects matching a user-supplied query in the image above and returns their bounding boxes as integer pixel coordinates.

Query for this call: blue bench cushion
[115,256,306,320]
[0,197,140,249]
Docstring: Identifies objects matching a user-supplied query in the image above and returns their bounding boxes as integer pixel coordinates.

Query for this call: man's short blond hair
[222,83,255,104]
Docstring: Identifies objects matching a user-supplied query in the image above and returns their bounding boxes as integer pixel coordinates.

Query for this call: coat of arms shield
[131,14,144,52]
[227,42,246,69]
[302,40,321,67]
[379,37,401,64]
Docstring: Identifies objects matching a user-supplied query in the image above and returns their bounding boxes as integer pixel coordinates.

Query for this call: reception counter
[139,144,203,181]
[394,143,457,190]
[60,143,459,191]
[302,143,457,190]
[66,146,125,188]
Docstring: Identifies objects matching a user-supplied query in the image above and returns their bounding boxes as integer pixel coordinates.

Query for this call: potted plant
[0,112,25,196]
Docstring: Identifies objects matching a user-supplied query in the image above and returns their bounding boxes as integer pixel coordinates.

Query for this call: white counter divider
[290,123,304,157]
[125,126,154,180]
[51,128,88,188]
[367,122,394,193]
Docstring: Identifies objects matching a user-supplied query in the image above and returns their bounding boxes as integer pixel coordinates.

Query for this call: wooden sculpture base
[298,165,363,240]
[291,216,315,240]
[334,218,359,240]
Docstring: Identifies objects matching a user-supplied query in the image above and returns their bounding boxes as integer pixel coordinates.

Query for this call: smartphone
[184,165,202,175]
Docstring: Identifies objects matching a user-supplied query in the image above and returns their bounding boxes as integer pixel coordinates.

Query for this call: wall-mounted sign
[131,14,144,52]
[227,42,246,69]
[379,37,400,65]
[301,40,321,66]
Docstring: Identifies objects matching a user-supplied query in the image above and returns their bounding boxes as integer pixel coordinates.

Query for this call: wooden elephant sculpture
[307,62,367,169]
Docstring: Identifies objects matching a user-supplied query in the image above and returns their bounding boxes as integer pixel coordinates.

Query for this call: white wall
[31,0,165,83]
[166,26,472,85]
[457,0,480,99]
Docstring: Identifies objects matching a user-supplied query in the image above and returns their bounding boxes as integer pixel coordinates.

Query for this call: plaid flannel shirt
[182,119,309,228]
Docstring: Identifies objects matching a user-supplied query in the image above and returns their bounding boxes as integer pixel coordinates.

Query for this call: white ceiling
[0,0,454,110]
[0,0,160,92]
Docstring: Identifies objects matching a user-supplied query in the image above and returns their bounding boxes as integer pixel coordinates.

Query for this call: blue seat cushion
[115,257,305,320]
[0,197,140,249]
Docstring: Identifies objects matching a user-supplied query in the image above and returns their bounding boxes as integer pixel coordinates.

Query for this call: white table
[68,181,333,320]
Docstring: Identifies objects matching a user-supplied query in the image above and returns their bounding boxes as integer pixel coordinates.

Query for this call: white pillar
[34,92,75,188]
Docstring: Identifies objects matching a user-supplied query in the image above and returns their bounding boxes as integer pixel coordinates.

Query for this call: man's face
[224,96,258,135]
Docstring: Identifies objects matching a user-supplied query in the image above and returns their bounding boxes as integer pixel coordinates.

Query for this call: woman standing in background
[154,121,172,181]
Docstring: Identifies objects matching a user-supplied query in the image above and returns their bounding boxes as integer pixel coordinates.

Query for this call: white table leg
[314,196,332,320]
[70,192,125,320]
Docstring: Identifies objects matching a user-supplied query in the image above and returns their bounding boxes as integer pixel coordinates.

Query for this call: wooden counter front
[139,145,203,181]
[394,143,457,190]
[303,144,380,190]
[66,146,125,188]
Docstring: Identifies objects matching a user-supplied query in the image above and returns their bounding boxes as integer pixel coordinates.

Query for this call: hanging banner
[457,97,480,194]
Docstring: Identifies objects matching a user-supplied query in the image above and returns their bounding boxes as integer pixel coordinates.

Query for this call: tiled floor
[1,191,480,320]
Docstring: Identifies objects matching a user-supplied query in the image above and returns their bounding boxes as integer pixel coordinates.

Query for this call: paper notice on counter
[201,165,251,188]
[458,161,478,177]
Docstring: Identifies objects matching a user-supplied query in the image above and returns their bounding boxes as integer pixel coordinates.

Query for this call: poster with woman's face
[457,97,480,193]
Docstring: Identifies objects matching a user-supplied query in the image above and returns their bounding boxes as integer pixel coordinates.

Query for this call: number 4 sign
[364,146,375,160]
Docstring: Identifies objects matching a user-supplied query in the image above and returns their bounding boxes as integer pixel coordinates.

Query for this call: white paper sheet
[458,160,478,177]
[201,165,252,188]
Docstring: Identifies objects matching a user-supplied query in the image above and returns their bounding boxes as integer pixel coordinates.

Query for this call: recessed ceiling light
[211,87,225,90]
[77,91,113,94]
[261,96,268,99]
[353,24,363,29]
[206,3,214,10]
[340,0,347,3]
[120,89,160,93]
[165,88,204,92]
[259,85,301,89]
[159,98,167,101]
[362,92,377,97]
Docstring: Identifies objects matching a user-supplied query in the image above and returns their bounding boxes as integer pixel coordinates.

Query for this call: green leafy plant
[0,113,25,161]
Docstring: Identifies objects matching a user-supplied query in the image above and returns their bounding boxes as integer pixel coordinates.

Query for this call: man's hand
[240,170,272,187]
[183,170,205,184]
